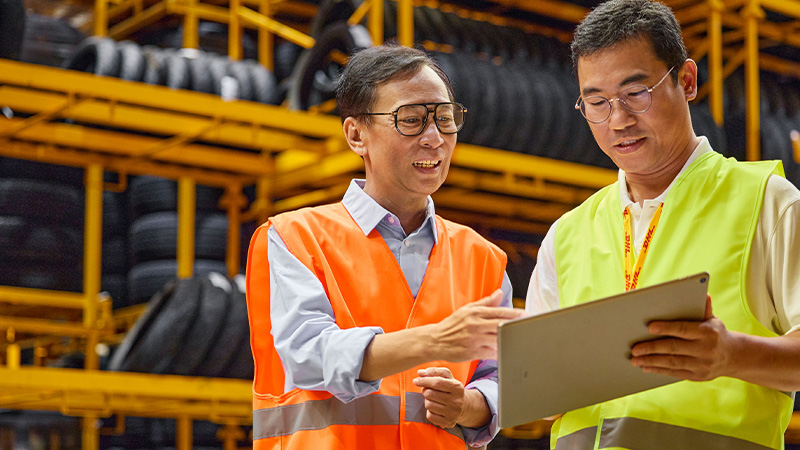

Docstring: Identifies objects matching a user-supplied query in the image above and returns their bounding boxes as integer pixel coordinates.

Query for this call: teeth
[619,139,640,146]
[412,160,438,168]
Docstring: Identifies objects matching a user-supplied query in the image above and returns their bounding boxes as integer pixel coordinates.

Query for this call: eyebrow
[581,72,651,97]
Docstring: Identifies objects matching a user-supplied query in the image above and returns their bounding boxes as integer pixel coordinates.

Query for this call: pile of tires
[109,272,253,380]
[63,37,279,104]
[127,176,230,305]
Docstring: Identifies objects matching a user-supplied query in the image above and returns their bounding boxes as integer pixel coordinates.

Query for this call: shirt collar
[342,179,438,243]
[618,136,712,211]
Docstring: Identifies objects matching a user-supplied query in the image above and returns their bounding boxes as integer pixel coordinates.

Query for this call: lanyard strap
[623,203,664,291]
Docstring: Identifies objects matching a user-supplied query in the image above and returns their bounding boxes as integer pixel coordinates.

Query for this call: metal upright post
[177,177,196,279]
[743,0,764,161]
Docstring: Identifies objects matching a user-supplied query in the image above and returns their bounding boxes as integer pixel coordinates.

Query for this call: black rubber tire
[227,60,254,101]
[103,190,127,239]
[128,212,228,264]
[101,274,128,309]
[502,61,537,153]
[108,278,182,372]
[162,49,191,90]
[64,36,120,77]
[121,276,204,374]
[274,41,303,83]
[0,0,26,60]
[128,175,223,218]
[244,60,278,104]
[117,40,146,82]
[127,259,228,304]
[467,58,501,148]
[221,276,254,379]
[0,178,83,226]
[0,263,82,292]
[184,51,213,94]
[0,157,84,186]
[0,215,82,266]
[207,55,230,96]
[447,51,483,145]
[142,46,168,85]
[168,273,231,375]
[308,0,361,38]
[102,235,127,274]
[19,14,85,68]
[195,274,250,377]
[288,23,372,111]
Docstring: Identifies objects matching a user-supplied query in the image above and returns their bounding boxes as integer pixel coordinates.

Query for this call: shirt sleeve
[268,225,383,402]
[460,271,513,447]
[763,176,800,335]
[526,219,561,315]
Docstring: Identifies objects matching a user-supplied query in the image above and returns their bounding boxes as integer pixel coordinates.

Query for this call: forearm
[727,330,800,391]
[458,388,491,428]
[359,325,436,382]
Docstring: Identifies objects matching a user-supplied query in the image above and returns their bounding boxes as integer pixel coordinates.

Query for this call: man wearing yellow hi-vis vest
[526,1,800,449]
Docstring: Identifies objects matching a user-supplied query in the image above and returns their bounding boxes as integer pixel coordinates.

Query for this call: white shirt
[526,137,800,336]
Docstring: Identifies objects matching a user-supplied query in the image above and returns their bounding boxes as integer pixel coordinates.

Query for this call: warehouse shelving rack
[1,0,799,447]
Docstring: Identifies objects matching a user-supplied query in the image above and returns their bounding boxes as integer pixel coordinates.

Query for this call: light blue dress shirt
[267,179,513,447]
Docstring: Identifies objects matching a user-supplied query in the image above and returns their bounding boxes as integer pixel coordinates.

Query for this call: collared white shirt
[526,137,800,336]
[267,179,512,446]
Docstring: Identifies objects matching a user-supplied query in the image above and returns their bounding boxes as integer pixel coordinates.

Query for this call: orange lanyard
[623,203,664,291]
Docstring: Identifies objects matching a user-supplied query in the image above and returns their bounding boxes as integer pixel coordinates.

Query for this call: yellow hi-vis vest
[552,151,793,450]
[246,202,507,449]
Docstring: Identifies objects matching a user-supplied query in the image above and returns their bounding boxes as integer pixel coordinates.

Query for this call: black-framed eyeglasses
[575,66,675,124]
[355,102,467,136]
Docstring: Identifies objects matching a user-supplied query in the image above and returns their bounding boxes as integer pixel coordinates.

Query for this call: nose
[419,115,445,147]
[607,101,636,130]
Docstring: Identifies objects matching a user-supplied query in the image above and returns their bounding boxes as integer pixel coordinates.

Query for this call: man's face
[351,66,456,207]
[577,38,696,177]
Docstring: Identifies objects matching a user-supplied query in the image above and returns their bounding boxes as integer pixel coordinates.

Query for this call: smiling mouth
[616,138,644,148]
[412,160,441,169]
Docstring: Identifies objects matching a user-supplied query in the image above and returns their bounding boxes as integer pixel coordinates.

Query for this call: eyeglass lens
[395,103,464,136]
[580,85,653,123]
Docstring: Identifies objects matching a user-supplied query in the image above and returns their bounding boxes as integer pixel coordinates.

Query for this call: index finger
[648,319,705,339]
[418,367,453,379]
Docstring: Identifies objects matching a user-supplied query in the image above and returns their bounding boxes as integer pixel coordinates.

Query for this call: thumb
[472,289,503,307]
[704,294,714,320]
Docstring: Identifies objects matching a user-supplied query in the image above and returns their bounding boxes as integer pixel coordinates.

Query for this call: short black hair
[571,0,687,83]
[336,43,453,122]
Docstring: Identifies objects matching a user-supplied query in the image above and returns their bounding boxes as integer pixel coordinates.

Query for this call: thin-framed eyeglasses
[355,102,467,136]
[575,66,676,124]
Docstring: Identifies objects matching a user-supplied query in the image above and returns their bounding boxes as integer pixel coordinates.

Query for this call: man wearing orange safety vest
[526,1,800,449]
[246,44,526,449]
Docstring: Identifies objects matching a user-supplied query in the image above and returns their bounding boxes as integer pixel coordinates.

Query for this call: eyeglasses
[575,66,675,124]
[355,102,467,136]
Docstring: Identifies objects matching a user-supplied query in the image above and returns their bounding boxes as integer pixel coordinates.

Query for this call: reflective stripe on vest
[555,417,775,450]
[254,393,464,442]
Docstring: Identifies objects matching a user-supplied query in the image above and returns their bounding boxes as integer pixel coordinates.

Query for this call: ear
[343,116,368,157]
[679,59,699,102]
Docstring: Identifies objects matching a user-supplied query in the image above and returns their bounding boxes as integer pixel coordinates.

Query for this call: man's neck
[625,137,700,204]
[363,185,429,234]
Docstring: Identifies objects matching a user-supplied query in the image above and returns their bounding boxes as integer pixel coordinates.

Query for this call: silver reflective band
[253,392,466,442]
[554,426,598,450]
[556,417,776,450]
[253,394,400,439]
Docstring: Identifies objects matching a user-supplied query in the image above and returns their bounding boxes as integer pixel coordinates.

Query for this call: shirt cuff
[325,326,384,403]
[460,378,499,447]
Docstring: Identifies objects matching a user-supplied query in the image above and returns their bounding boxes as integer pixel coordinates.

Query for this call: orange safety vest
[246,202,507,450]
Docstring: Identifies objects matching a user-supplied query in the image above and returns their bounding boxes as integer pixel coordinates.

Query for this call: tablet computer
[497,272,709,428]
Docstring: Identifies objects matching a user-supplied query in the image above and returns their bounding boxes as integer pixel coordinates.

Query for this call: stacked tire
[127,176,229,305]
[64,37,279,104]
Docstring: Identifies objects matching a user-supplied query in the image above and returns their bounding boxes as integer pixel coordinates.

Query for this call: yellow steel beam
[177,417,193,450]
[230,0,243,60]
[0,317,109,338]
[0,61,342,139]
[0,366,252,421]
[490,0,589,24]
[258,0,274,70]
[0,287,86,310]
[108,0,169,40]
[435,208,551,236]
[743,0,764,161]
[183,0,199,49]
[759,0,800,19]
[83,164,104,371]
[452,144,617,189]
[348,0,371,26]
[222,184,248,277]
[272,150,364,192]
[0,87,328,154]
[369,0,384,45]
[708,0,725,126]
[237,4,316,49]
[0,141,251,189]
[0,119,271,177]
[792,130,800,163]
[94,0,109,36]
[273,183,351,213]
[177,177,197,279]
[398,0,414,46]
[433,188,571,224]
